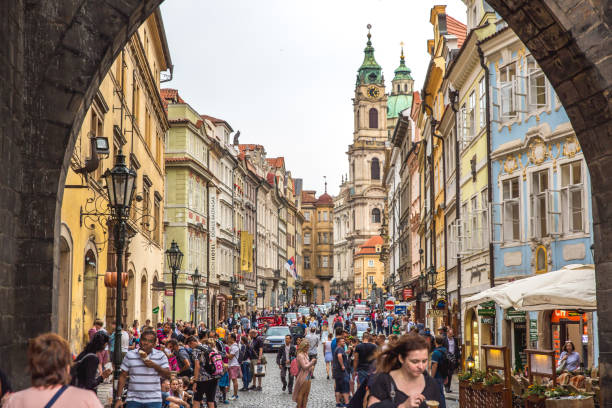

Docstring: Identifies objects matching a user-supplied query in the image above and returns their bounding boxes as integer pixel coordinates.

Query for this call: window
[481,189,489,245]
[470,195,479,250]
[561,161,584,233]
[535,245,547,274]
[499,63,517,120]
[368,260,375,267]
[459,103,467,148]
[372,208,381,223]
[527,56,547,111]
[530,169,549,238]
[503,177,520,241]
[321,211,329,221]
[304,211,310,221]
[304,232,311,245]
[479,77,486,129]
[90,109,104,180]
[154,197,161,244]
[145,109,151,148]
[132,82,140,126]
[367,275,374,285]
[142,183,150,236]
[369,108,378,129]
[371,158,380,180]
[320,256,329,268]
[468,91,476,138]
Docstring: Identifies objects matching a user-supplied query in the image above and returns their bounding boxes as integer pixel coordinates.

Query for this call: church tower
[387,43,414,136]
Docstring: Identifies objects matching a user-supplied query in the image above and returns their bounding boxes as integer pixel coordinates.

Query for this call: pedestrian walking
[115,329,171,408]
[305,327,319,378]
[72,331,112,391]
[277,334,296,393]
[227,333,242,401]
[430,336,449,408]
[332,336,350,407]
[193,338,222,408]
[323,333,334,380]
[4,333,103,408]
[366,334,443,408]
[292,338,317,408]
[249,329,266,391]
[239,336,252,391]
[353,332,377,386]
[445,328,460,393]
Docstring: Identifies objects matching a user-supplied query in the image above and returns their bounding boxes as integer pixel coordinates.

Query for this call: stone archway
[0,0,609,396]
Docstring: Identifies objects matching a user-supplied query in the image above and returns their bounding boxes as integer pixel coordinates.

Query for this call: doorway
[58,235,72,340]
[83,250,98,343]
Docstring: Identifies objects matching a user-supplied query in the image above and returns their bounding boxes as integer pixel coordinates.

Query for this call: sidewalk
[445,375,460,402]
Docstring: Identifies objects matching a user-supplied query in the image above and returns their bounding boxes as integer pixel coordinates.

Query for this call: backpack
[237,343,247,364]
[70,353,96,388]
[436,349,450,378]
[290,357,299,376]
[206,349,224,377]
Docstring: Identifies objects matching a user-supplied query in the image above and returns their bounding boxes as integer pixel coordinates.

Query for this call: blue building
[480,26,598,369]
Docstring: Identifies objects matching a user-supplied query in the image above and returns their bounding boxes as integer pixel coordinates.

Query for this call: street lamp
[466,355,475,374]
[102,150,136,405]
[427,266,437,288]
[260,279,268,308]
[280,281,287,309]
[166,240,183,330]
[192,268,201,326]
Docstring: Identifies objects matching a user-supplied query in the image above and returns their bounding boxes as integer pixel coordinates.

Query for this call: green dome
[356,26,383,85]
[387,93,413,118]
[393,47,413,81]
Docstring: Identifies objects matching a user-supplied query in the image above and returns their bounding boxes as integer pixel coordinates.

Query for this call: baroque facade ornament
[503,155,518,174]
[563,136,581,158]
[527,137,548,165]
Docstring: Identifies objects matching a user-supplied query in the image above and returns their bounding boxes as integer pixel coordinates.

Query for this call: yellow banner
[247,232,253,273]
[241,231,249,272]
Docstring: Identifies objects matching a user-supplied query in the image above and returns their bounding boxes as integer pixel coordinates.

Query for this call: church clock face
[367,86,380,99]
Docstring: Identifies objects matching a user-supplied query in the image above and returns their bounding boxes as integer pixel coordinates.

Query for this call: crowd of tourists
[0,304,459,408]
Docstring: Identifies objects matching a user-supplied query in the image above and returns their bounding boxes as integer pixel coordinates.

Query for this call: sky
[160,0,467,196]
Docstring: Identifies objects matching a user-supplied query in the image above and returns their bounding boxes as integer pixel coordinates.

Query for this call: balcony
[316,267,333,279]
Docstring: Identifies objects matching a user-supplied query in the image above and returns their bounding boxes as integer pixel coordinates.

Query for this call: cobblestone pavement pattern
[232,334,458,408]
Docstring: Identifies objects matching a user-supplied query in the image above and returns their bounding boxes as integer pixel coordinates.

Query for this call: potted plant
[484,371,504,393]
[470,369,486,390]
[524,383,548,404]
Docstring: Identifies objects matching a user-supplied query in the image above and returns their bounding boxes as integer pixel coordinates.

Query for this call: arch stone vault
[0,0,609,399]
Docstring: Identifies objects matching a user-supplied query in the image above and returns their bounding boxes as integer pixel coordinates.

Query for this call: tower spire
[392,41,412,82]
[324,176,327,193]
[356,24,382,86]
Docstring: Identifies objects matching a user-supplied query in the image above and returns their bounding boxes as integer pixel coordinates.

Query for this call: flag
[285,256,297,279]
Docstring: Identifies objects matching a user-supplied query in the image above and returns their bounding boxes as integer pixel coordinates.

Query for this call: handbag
[556,358,568,374]
[44,385,68,408]
[254,363,266,377]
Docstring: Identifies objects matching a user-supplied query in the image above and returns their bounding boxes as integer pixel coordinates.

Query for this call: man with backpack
[193,338,224,408]
[430,336,449,408]
[248,329,266,391]
[167,339,193,377]
[276,334,296,393]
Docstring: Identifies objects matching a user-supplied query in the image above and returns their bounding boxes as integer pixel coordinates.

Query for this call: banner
[285,256,297,279]
[241,231,249,271]
[247,233,253,272]
[209,187,216,277]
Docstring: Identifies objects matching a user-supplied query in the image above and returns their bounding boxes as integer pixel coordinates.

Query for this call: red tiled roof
[160,88,185,111]
[201,114,233,132]
[301,190,317,204]
[266,157,285,168]
[446,15,467,48]
[355,236,383,255]
[238,144,264,153]
[316,192,333,205]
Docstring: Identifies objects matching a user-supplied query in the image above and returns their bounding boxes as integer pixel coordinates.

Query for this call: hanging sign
[478,308,496,317]
[152,306,160,314]
[481,317,495,325]
[529,320,538,342]
[403,288,413,300]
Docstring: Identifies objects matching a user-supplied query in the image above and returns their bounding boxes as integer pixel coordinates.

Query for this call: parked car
[298,307,311,317]
[257,316,281,335]
[263,326,291,352]
[289,324,305,344]
[285,312,298,324]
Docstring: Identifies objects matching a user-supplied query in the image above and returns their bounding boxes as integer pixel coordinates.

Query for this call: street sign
[164,290,174,296]
[478,308,496,317]
[385,300,394,310]
[152,306,159,314]
[529,320,538,342]
[403,288,413,300]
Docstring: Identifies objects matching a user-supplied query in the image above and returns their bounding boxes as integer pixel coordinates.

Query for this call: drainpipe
[449,89,463,339]
[206,180,211,329]
[478,44,495,290]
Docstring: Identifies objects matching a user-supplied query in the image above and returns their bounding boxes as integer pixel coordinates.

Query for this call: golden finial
[400,41,405,60]
[367,24,372,40]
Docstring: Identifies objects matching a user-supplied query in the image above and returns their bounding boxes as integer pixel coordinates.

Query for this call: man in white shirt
[227,333,241,401]
[116,330,170,408]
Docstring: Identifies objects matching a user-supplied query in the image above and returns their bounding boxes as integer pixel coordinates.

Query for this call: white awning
[463,264,596,312]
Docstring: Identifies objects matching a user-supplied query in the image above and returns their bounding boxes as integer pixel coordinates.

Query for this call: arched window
[536,246,547,274]
[397,84,400,93]
[372,208,381,223]
[404,84,408,92]
[371,157,380,180]
[369,108,378,129]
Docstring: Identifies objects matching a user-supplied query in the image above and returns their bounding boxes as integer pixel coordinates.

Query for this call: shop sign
[529,320,538,342]
[506,308,526,321]
[481,317,495,324]
[478,308,496,317]
[435,298,447,309]
[427,309,445,317]
[480,300,495,308]
[403,288,413,300]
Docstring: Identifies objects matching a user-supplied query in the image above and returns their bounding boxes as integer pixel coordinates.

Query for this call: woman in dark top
[367,334,442,408]
[74,331,112,391]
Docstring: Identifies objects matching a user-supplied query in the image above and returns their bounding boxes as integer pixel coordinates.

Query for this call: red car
[256,316,282,334]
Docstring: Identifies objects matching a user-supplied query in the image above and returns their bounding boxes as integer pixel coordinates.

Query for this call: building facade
[60,10,170,353]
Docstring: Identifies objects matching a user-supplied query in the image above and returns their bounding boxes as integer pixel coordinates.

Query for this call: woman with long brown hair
[5,333,103,408]
[292,339,317,408]
[367,334,442,408]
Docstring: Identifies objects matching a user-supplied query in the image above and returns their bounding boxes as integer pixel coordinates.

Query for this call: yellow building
[60,9,171,353]
[417,5,466,329]
[354,236,385,301]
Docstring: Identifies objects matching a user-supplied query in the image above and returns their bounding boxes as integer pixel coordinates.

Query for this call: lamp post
[229,276,238,316]
[260,279,268,310]
[102,150,136,405]
[466,355,475,374]
[280,280,287,311]
[192,268,201,326]
[166,240,183,330]
[371,282,377,304]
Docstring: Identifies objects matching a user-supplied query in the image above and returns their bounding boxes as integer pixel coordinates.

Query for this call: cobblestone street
[230,337,459,408]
